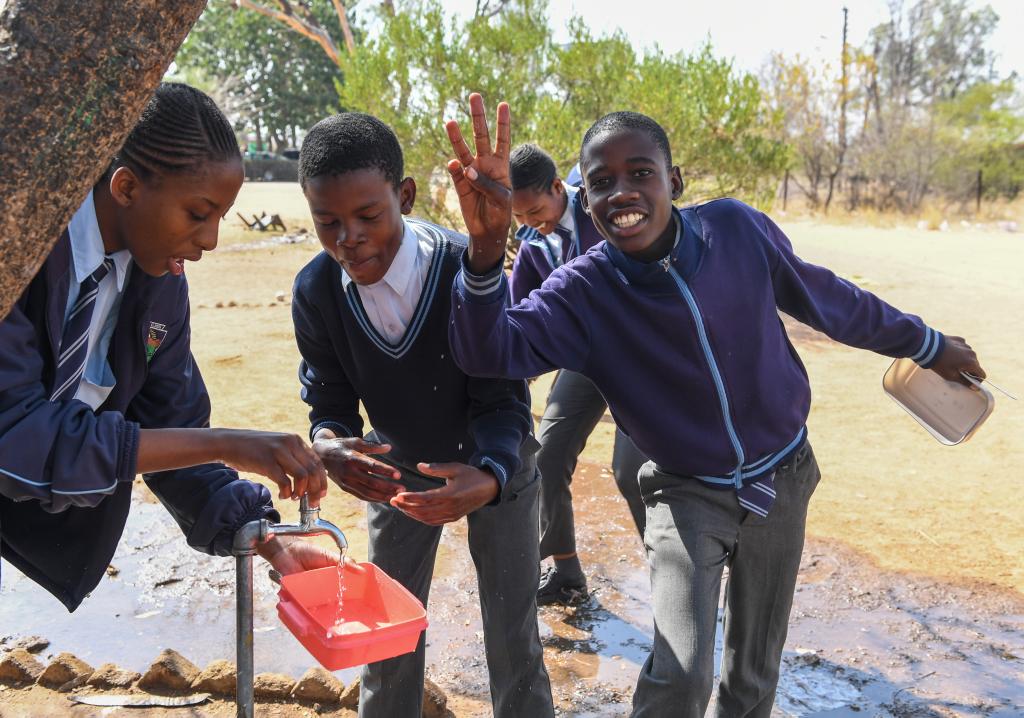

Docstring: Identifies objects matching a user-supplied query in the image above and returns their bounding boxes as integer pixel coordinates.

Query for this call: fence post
[783,169,790,211]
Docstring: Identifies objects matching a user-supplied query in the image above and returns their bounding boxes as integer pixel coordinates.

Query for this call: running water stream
[326,560,348,638]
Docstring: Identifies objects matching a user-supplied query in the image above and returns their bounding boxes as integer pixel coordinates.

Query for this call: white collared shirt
[340,220,435,344]
[544,183,577,239]
[65,191,133,410]
[541,184,578,258]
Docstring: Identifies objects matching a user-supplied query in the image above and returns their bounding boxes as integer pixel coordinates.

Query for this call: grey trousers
[632,442,821,718]
[537,369,648,558]
[358,455,554,718]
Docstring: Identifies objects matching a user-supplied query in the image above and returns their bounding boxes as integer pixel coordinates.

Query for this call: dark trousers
[358,454,554,718]
[631,442,821,718]
[536,369,648,559]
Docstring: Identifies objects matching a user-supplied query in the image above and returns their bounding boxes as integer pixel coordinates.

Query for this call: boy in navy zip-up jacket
[291,112,552,718]
[443,99,984,717]
[509,143,648,606]
[0,84,331,612]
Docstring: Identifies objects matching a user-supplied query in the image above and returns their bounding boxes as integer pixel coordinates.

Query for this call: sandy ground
[1,181,1022,716]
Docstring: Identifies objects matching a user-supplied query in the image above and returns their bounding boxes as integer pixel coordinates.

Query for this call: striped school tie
[736,471,777,517]
[554,226,574,263]
[50,258,114,402]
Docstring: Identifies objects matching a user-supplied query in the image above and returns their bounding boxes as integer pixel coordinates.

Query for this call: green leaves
[338,0,788,222]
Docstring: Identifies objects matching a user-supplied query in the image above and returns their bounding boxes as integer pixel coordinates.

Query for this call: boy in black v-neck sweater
[291,113,553,718]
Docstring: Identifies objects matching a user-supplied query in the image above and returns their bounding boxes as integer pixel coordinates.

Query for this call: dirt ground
[1,181,1021,716]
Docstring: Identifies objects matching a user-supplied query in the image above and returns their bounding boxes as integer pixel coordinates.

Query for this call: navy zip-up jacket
[450,199,945,485]
[0,233,279,611]
[509,189,604,304]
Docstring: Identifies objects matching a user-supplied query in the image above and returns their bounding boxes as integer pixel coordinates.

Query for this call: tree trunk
[0,0,207,321]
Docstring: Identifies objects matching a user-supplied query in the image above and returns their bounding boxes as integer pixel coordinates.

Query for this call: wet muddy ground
[2,465,1021,717]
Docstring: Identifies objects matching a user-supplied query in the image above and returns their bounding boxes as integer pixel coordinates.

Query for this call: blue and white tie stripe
[50,258,114,402]
[736,471,777,517]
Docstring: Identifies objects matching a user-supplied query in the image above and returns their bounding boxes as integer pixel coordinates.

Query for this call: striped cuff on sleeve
[476,456,511,505]
[910,326,945,369]
[476,456,509,489]
[309,420,355,443]
[456,253,507,304]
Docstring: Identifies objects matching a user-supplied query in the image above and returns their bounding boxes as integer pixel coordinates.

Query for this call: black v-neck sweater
[291,219,532,490]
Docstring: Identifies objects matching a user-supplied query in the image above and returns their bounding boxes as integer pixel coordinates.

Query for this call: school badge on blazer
[145,321,167,362]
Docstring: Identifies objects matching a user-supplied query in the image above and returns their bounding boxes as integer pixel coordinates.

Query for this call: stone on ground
[191,659,237,696]
[9,635,49,653]
[87,662,141,689]
[423,677,448,718]
[291,666,343,704]
[137,648,200,693]
[0,649,44,684]
[253,671,295,700]
[37,652,93,689]
[338,675,360,709]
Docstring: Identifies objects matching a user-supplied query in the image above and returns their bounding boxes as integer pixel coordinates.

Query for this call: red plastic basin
[276,562,427,670]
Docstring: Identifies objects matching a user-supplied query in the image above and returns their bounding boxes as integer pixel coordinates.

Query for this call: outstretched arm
[758,209,985,386]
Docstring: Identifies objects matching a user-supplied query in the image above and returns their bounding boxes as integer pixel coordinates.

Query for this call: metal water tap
[231,495,347,718]
[266,495,348,553]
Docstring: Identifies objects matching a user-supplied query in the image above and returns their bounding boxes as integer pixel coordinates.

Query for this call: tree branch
[328,0,357,55]
[233,0,342,66]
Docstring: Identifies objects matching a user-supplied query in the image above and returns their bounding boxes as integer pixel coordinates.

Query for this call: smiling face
[303,168,416,285]
[580,129,683,262]
[511,179,567,236]
[108,159,244,277]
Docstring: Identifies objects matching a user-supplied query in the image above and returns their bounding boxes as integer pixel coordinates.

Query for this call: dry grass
[191,180,1023,594]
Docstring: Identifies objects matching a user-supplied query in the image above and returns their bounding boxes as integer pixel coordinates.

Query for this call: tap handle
[298,494,318,527]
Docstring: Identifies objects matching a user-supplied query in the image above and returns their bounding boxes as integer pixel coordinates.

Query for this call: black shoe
[537,567,588,607]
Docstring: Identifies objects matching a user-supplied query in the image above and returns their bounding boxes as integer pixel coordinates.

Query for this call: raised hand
[389,462,500,526]
[313,436,403,503]
[444,93,513,274]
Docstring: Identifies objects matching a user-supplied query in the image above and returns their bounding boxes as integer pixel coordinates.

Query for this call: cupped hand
[313,436,402,503]
[389,462,500,526]
[258,535,339,575]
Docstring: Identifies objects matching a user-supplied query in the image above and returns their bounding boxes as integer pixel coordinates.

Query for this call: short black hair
[579,111,672,171]
[510,143,557,193]
[107,82,240,181]
[299,112,404,189]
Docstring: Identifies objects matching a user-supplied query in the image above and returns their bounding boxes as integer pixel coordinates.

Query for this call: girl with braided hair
[0,83,334,611]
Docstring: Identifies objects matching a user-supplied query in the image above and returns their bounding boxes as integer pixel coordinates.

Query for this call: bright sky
[443,0,1023,78]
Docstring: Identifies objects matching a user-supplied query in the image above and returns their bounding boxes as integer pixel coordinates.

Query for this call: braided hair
[579,111,672,171]
[509,144,557,193]
[106,82,239,181]
[299,112,404,189]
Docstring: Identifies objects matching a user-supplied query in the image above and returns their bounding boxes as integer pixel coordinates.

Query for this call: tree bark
[0,0,208,322]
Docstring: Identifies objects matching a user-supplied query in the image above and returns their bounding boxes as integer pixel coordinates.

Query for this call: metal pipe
[235,553,254,718]
[231,497,348,717]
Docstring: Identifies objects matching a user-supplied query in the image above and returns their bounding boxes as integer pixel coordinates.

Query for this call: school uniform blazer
[509,189,605,304]
[0,233,278,611]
